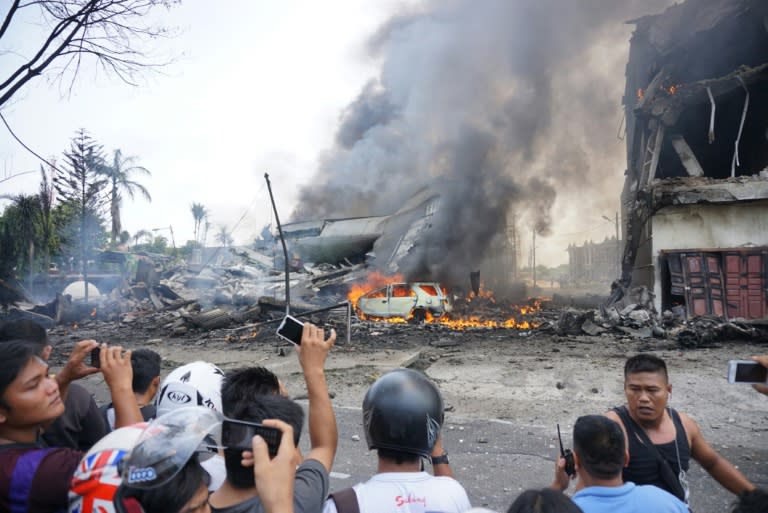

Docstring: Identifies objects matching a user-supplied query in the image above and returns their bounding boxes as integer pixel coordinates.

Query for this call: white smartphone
[276,315,304,345]
[727,360,768,384]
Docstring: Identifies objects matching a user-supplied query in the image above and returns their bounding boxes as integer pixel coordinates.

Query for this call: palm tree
[190,202,206,245]
[99,149,151,246]
[133,229,151,248]
[215,225,233,247]
[38,165,55,278]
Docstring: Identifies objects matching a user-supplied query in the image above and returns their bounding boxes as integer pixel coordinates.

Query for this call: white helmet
[68,423,148,513]
[156,361,224,417]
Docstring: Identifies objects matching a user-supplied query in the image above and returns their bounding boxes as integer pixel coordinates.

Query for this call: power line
[0,112,64,176]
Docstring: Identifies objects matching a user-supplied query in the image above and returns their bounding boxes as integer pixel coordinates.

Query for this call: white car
[356,282,452,320]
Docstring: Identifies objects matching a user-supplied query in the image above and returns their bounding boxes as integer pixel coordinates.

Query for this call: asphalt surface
[313,406,768,513]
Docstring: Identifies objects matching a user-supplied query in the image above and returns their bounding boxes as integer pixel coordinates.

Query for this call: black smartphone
[557,423,576,477]
[276,315,304,345]
[727,360,768,384]
[222,419,282,457]
[90,347,101,368]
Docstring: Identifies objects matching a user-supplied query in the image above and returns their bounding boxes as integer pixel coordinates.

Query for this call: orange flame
[346,272,404,306]
[637,88,644,100]
[90,308,97,318]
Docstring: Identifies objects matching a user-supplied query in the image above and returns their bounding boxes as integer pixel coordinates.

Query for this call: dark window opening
[656,82,768,179]
[660,13,768,84]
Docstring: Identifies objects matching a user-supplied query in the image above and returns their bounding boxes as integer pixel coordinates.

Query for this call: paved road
[318,406,768,513]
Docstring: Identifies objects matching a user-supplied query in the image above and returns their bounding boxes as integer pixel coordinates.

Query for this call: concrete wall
[648,200,768,311]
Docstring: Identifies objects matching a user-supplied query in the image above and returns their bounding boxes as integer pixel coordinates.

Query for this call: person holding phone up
[209,322,337,513]
[604,354,755,507]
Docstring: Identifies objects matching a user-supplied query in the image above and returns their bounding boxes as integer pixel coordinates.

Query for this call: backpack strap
[9,448,55,513]
[329,487,360,513]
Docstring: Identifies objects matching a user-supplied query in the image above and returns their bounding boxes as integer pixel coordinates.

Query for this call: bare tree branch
[0,0,180,108]
[0,1,22,41]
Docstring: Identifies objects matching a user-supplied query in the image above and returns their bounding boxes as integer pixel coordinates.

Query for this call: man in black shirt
[605,354,754,503]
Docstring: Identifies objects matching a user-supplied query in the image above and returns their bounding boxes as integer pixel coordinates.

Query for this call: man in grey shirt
[209,323,337,513]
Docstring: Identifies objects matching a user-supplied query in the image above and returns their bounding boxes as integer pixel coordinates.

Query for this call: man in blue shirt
[552,415,688,513]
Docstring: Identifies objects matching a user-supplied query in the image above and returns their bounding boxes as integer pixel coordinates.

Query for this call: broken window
[391,284,416,298]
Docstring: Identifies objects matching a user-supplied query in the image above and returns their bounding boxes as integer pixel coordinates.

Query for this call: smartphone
[90,347,101,368]
[276,315,304,345]
[727,360,768,384]
[222,419,282,457]
[557,424,576,477]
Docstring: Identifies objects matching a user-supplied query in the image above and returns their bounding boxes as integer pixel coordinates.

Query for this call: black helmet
[362,368,444,458]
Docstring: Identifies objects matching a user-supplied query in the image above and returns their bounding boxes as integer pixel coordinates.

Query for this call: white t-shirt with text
[323,471,471,513]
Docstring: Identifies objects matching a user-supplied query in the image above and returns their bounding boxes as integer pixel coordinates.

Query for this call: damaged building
[620,0,768,319]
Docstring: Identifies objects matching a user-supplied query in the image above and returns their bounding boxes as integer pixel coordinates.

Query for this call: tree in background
[0,0,182,108]
[98,149,151,246]
[133,228,151,247]
[0,193,40,287]
[53,129,108,302]
[38,164,56,278]
[215,225,233,248]
[190,202,206,245]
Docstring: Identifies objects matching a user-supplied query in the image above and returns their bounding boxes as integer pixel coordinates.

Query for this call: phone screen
[276,316,303,345]
[734,362,768,383]
[222,419,282,456]
[90,347,101,368]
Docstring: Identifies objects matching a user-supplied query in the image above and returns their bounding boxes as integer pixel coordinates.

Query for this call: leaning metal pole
[264,173,291,314]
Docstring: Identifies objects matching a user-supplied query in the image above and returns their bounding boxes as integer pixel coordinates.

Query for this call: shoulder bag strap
[9,448,54,513]
[613,406,686,501]
[329,487,360,513]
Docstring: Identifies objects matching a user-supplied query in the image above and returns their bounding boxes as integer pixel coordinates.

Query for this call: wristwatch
[431,452,449,465]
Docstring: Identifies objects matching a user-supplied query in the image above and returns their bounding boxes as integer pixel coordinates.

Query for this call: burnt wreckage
[617,0,768,320]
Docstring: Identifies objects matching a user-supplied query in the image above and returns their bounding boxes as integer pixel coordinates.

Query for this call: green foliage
[53,129,109,298]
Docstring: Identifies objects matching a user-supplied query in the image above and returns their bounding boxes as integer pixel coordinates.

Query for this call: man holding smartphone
[604,354,755,505]
[209,322,337,513]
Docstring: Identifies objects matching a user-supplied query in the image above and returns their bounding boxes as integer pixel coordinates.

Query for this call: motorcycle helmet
[362,368,444,459]
[118,406,222,490]
[68,423,148,513]
[155,361,224,416]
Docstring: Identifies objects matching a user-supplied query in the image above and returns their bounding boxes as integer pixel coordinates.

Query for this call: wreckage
[616,0,768,321]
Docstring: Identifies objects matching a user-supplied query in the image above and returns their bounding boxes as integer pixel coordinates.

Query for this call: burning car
[355,282,452,320]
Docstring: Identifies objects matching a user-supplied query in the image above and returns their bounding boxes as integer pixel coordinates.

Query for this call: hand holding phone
[728,360,768,384]
[223,419,282,457]
[89,346,101,368]
[276,315,304,345]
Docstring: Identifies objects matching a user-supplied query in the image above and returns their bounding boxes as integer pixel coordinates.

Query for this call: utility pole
[614,211,620,278]
[602,213,621,278]
[532,228,537,290]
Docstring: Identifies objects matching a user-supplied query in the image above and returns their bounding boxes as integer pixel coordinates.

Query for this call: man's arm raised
[684,413,754,495]
[297,323,337,472]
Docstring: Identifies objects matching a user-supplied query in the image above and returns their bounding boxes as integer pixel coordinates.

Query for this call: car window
[392,285,416,297]
[366,287,387,299]
[417,284,439,296]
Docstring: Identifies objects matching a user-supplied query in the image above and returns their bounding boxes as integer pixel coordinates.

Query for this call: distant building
[567,237,621,283]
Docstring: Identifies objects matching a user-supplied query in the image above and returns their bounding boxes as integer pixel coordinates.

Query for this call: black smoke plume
[293,0,673,282]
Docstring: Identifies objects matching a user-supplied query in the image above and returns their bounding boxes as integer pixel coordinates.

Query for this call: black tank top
[612,405,691,496]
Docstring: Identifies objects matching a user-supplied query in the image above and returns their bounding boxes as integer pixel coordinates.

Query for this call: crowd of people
[0,318,765,513]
